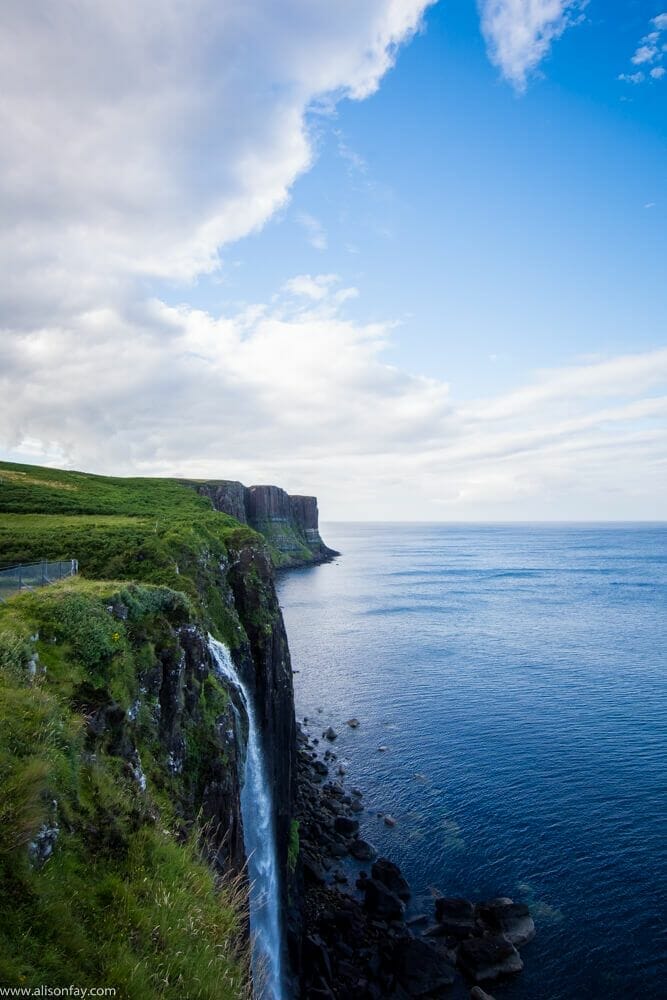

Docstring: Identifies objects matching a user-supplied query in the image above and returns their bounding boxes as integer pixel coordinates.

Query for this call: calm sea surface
[277,523,667,1000]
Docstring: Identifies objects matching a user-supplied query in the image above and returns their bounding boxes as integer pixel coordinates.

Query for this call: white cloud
[1,278,666,520]
[297,213,328,251]
[478,1,584,91]
[0,0,434,329]
[618,71,646,84]
[283,274,341,300]
[632,44,658,65]
[620,14,667,83]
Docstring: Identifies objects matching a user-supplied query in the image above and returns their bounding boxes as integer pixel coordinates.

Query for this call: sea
[277,522,667,1000]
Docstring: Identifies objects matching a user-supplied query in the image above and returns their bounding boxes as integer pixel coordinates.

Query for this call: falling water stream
[208,636,284,1000]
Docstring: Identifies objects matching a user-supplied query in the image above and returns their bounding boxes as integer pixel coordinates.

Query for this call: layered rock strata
[185,480,339,566]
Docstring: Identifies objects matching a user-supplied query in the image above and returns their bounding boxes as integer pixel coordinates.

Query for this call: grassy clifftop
[0,462,218,517]
[0,461,293,997]
[0,461,269,646]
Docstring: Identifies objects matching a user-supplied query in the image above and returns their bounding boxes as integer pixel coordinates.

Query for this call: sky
[1,0,666,520]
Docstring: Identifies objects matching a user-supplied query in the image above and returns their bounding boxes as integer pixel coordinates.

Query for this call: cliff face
[0,581,250,996]
[188,479,339,567]
[0,462,303,995]
[226,539,296,892]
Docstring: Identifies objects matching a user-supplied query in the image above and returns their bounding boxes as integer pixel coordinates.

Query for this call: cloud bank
[1,1,665,519]
[0,0,433,317]
[2,276,666,519]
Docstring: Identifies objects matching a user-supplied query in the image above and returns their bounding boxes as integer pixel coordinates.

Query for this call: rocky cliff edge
[184,480,339,567]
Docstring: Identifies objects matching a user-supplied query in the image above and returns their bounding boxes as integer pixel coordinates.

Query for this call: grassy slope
[0,462,273,997]
[0,461,266,645]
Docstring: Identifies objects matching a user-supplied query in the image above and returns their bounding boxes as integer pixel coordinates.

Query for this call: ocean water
[277,523,667,999]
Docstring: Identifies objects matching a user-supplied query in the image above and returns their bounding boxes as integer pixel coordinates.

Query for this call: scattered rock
[422,923,449,938]
[475,898,535,947]
[361,878,405,921]
[371,858,411,901]
[28,821,59,867]
[434,897,476,938]
[458,935,523,982]
[303,856,326,885]
[334,816,359,836]
[304,934,333,982]
[348,838,377,861]
[392,937,456,995]
[294,706,530,998]
[346,718,360,728]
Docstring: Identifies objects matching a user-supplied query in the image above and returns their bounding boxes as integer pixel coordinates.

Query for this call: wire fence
[0,560,79,603]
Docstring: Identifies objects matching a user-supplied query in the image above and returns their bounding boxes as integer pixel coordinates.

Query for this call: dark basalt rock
[371,858,411,902]
[349,838,377,861]
[361,878,405,921]
[458,935,523,982]
[470,988,496,1000]
[334,815,359,836]
[392,937,456,996]
[186,480,339,564]
[475,898,535,947]
[434,897,476,938]
[304,933,333,981]
[303,856,327,885]
[293,700,531,998]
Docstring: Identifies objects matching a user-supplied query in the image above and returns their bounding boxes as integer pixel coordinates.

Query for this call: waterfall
[208,635,284,1000]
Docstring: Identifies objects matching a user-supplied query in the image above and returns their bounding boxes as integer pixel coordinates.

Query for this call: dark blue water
[277,523,667,999]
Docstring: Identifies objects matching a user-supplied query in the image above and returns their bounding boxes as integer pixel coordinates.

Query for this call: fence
[0,560,78,603]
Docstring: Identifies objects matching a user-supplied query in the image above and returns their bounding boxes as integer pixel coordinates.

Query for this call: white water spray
[208,635,284,1000]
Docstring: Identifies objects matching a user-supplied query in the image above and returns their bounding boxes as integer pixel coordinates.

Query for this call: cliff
[184,479,339,568]
[0,461,299,997]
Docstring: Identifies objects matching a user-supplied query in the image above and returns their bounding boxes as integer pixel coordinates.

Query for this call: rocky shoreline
[294,721,535,999]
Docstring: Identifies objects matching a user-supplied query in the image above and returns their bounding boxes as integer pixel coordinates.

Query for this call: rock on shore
[293,721,535,997]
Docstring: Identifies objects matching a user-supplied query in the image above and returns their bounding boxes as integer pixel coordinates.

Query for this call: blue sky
[1,1,666,518]
[177,0,667,397]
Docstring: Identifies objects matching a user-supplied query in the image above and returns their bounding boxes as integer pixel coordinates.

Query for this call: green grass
[0,463,282,997]
[0,580,249,997]
[0,462,272,647]
[0,462,215,518]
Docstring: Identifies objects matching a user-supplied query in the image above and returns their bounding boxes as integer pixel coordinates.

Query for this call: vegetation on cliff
[0,579,249,996]
[0,460,296,996]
